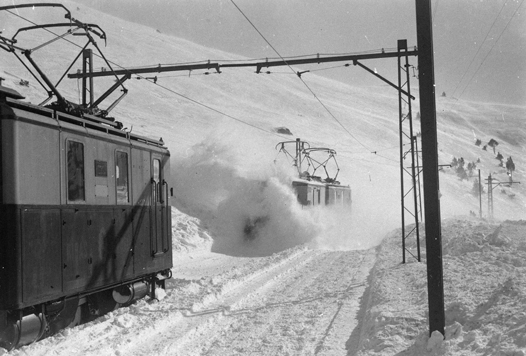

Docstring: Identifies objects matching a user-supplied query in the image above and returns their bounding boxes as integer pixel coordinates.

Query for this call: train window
[115,151,129,204]
[153,159,161,202]
[67,141,85,202]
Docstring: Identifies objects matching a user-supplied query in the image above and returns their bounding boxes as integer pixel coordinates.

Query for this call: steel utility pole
[415,0,445,337]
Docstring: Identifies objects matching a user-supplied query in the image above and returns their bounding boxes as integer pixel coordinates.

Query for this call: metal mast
[398,39,421,263]
[415,0,445,337]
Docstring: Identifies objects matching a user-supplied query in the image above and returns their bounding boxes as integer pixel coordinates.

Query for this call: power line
[229,0,375,155]
[451,0,509,99]
[458,0,524,100]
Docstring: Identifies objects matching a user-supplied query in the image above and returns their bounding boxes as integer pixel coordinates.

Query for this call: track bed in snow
[11,246,376,356]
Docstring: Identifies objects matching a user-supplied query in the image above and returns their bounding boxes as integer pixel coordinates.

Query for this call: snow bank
[356,218,526,356]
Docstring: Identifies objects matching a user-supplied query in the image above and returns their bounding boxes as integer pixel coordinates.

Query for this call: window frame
[115,149,130,205]
[152,158,162,203]
[66,139,86,203]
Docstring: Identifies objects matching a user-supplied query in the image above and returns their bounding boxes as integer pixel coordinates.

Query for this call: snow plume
[171,137,319,256]
[171,134,393,256]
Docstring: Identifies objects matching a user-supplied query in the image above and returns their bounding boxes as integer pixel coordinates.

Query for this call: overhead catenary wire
[457,0,524,100]
[451,0,509,99]
[229,0,384,158]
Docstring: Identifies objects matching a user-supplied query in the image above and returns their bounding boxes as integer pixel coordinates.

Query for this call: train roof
[1,85,168,150]
[292,179,350,189]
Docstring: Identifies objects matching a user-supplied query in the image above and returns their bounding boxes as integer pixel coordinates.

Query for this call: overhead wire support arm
[68,62,222,79]
[218,48,418,73]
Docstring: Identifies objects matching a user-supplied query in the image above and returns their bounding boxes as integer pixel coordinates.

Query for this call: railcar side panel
[88,207,116,288]
[113,207,135,279]
[62,208,91,293]
[1,108,61,205]
[20,208,62,304]
[0,205,21,310]
[326,185,352,205]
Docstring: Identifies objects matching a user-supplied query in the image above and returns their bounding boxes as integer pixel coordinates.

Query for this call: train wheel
[44,298,78,337]
[0,314,19,351]
[0,311,46,350]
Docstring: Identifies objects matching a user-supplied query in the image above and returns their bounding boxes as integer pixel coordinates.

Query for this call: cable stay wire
[260,70,297,75]
[451,0,509,99]
[295,63,353,76]
[229,0,377,156]
[458,0,524,100]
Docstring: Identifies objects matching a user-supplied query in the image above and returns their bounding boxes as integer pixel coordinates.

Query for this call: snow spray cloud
[309,196,397,251]
[171,134,394,256]
[171,135,319,256]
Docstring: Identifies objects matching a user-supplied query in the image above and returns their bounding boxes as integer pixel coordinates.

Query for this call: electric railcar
[0,86,173,349]
[276,138,352,207]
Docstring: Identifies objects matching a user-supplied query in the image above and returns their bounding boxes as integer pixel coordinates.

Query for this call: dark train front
[0,86,173,349]
[292,180,351,206]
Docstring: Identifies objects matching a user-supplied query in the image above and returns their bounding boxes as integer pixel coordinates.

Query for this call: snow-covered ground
[2,1,526,355]
[4,212,526,356]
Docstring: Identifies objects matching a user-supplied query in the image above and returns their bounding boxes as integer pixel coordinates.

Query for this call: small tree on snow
[506,157,516,179]
[467,162,476,177]
[457,166,468,180]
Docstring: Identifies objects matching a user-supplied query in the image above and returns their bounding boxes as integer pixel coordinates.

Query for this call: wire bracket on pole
[485,174,521,219]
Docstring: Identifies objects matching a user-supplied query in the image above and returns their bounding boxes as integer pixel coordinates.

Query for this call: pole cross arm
[229,49,418,73]
[486,178,521,191]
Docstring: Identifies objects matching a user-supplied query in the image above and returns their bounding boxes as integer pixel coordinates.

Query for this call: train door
[151,156,168,256]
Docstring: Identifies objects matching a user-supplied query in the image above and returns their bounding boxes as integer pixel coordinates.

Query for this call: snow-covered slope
[1,1,526,355]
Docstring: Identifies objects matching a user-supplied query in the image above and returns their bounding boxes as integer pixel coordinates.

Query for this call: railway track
[11,246,376,356]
